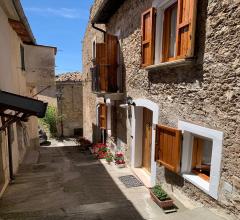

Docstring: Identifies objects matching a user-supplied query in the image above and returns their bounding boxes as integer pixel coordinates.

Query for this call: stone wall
[56,82,83,137]
[82,0,105,142]
[82,0,240,218]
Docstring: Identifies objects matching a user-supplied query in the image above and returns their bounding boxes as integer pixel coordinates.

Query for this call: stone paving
[0,140,227,220]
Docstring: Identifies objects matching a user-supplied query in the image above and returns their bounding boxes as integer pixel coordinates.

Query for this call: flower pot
[149,189,173,209]
[116,163,125,168]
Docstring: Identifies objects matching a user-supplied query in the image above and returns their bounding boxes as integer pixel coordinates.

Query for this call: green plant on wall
[40,106,58,137]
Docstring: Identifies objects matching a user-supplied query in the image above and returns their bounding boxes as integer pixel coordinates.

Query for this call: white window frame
[153,0,177,64]
[178,120,224,199]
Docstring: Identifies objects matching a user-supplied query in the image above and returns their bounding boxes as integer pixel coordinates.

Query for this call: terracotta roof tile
[56,72,83,82]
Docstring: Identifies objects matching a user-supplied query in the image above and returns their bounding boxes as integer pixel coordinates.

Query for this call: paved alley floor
[0,141,228,220]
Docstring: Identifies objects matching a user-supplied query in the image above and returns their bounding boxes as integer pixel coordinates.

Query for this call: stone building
[56,72,83,137]
[0,0,56,197]
[82,0,240,219]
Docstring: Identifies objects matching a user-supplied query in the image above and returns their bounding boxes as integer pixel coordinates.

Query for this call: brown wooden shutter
[176,0,197,58]
[96,43,108,91]
[106,34,118,92]
[99,104,107,129]
[155,125,182,173]
[141,7,156,67]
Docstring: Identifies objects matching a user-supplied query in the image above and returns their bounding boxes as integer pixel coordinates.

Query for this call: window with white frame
[141,0,198,67]
[178,120,223,199]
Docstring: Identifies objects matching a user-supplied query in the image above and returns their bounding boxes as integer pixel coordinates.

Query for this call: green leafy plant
[152,185,169,201]
[41,106,58,137]
[105,151,113,163]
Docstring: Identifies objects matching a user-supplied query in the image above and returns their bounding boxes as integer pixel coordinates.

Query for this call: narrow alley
[0,142,144,220]
[0,140,226,220]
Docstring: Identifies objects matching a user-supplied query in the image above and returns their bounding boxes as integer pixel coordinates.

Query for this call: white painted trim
[91,36,97,60]
[106,99,112,136]
[178,120,224,199]
[96,104,100,127]
[131,99,159,187]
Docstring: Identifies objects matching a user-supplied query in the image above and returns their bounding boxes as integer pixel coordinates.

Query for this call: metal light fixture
[119,96,136,109]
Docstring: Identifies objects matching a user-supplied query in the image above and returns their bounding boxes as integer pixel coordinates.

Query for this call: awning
[0,90,47,131]
[91,0,126,24]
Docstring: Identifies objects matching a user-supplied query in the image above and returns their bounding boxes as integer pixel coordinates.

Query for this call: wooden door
[142,108,153,172]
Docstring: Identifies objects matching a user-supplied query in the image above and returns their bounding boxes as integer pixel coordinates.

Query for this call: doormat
[119,175,144,188]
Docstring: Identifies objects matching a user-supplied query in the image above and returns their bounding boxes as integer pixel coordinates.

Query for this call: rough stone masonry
[82,0,240,218]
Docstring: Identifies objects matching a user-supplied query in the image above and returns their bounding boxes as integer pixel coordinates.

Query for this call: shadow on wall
[148,0,208,86]
[92,123,101,143]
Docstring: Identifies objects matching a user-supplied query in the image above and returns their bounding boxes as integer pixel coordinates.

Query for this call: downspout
[92,23,106,40]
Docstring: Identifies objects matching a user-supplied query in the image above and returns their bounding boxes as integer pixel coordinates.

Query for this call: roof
[11,0,36,44]
[56,72,83,82]
[92,0,126,24]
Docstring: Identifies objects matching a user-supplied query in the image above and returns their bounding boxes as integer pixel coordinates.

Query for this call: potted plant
[150,185,173,209]
[92,143,109,159]
[114,152,126,168]
[105,151,113,164]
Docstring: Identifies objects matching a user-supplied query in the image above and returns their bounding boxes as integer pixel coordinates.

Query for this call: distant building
[56,72,83,137]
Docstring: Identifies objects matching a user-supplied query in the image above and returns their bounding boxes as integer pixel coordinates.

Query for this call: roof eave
[91,0,126,24]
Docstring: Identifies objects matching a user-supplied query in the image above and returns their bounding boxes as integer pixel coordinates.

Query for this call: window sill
[145,58,195,71]
[183,173,210,194]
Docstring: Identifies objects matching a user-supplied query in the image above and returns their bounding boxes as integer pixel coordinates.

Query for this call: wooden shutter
[96,43,108,91]
[141,7,156,67]
[176,0,197,58]
[106,34,118,92]
[98,104,107,129]
[155,125,182,173]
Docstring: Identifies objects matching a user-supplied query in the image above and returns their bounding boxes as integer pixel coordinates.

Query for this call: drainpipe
[91,23,106,40]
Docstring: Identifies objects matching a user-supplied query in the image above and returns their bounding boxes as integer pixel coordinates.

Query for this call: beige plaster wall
[0,2,39,197]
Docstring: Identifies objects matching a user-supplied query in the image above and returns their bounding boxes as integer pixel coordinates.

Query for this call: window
[191,136,212,182]
[162,3,178,62]
[20,44,25,71]
[178,120,223,199]
[93,34,119,93]
[141,0,198,66]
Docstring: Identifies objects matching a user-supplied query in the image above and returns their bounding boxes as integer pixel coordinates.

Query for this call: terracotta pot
[149,189,173,209]
[116,163,125,168]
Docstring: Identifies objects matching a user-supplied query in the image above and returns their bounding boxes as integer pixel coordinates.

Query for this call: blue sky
[21,0,94,74]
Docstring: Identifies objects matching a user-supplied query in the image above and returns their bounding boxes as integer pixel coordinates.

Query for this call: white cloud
[25,7,87,19]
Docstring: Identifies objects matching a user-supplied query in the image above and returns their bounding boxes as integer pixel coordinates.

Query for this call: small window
[191,136,213,182]
[20,44,25,71]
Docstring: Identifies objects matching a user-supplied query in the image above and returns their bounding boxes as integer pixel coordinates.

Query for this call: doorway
[142,108,152,172]
[131,99,159,187]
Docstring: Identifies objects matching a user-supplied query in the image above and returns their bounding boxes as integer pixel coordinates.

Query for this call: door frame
[131,99,159,187]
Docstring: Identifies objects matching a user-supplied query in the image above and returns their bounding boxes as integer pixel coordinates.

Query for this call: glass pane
[169,5,177,58]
